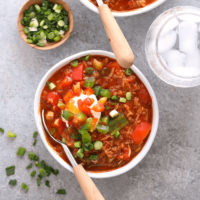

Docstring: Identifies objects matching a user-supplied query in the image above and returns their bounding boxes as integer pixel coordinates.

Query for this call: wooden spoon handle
[98,4,134,68]
[73,165,105,200]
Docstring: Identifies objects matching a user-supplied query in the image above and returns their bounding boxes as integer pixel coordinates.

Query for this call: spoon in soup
[96,0,134,68]
[42,110,105,200]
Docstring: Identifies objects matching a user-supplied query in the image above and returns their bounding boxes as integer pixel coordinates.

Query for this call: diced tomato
[46,91,60,106]
[59,76,72,88]
[98,97,107,105]
[63,90,74,103]
[77,99,91,115]
[137,87,151,105]
[92,103,105,112]
[73,82,82,96]
[83,97,95,106]
[72,63,84,81]
[131,122,152,145]
[107,61,121,69]
[83,88,94,95]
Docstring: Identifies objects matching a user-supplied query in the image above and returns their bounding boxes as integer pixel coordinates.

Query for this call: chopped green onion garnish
[97,124,109,134]
[30,170,36,177]
[7,131,17,138]
[0,128,5,134]
[45,180,50,187]
[76,148,84,159]
[47,81,56,90]
[74,141,81,148]
[89,155,98,160]
[100,116,109,125]
[109,114,128,133]
[70,133,81,140]
[84,143,94,152]
[9,179,17,186]
[26,163,33,170]
[58,20,65,27]
[100,89,111,98]
[82,55,90,61]
[21,183,29,191]
[126,92,132,100]
[105,105,111,110]
[94,141,103,150]
[112,130,120,138]
[111,95,118,101]
[17,147,26,157]
[28,152,39,161]
[62,110,73,121]
[81,131,91,144]
[37,177,41,187]
[125,68,133,76]
[33,131,38,138]
[70,60,79,67]
[33,139,37,146]
[39,168,47,177]
[85,67,94,75]
[5,166,15,176]
[119,97,127,103]
[62,137,66,144]
[56,189,67,195]
[93,86,102,96]
[84,77,95,88]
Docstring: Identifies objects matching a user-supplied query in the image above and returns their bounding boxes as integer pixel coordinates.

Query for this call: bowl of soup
[80,0,167,17]
[34,50,159,178]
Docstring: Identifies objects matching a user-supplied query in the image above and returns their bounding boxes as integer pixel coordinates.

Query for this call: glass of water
[145,6,200,87]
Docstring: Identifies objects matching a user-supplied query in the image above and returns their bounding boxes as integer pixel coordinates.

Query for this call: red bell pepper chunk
[63,90,74,103]
[92,103,105,112]
[83,88,94,95]
[77,99,91,115]
[131,122,152,145]
[72,63,84,81]
[46,91,60,106]
[59,76,72,88]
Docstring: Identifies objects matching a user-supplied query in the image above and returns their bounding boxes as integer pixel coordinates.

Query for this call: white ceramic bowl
[34,50,159,179]
[80,0,167,17]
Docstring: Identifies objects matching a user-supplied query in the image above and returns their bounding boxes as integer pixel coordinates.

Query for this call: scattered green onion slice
[89,155,98,160]
[100,116,109,125]
[21,183,29,191]
[85,67,94,75]
[119,97,127,103]
[100,89,111,98]
[125,68,133,76]
[94,141,103,150]
[56,189,67,195]
[47,81,56,90]
[62,137,66,144]
[30,170,36,177]
[39,168,47,177]
[45,180,50,187]
[84,77,95,88]
[126,92,132,100]
[0,128,4,134]
[70,60,79,67]
[17,147,26,157]
[9,179,17,186]
[50,128,56,135]
[96,124,109,134]
[28,152,39,161]
[93,86,102,96]
[74,141,81,148]
[5,166,15,176]
[37,177,41,187]
[62,110,73,121]
[76,148,84,159]
[82,55,90,61]
[111,95,118,101]
[7,131,16,138]
[33,131,38,138]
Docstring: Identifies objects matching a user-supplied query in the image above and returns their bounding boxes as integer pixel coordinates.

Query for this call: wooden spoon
[17,0,74,50]
[42,110,105,200]
[96,0,134,68]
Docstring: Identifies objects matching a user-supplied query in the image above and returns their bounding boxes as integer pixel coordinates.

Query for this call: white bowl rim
[34,50,159,179]
[80,0,167,17]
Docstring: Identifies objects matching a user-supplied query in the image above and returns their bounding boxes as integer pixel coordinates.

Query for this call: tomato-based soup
[40,55,153,172]
[90,0,157,11]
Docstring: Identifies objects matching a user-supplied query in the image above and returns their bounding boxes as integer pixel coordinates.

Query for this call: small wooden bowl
[17,0,74,50]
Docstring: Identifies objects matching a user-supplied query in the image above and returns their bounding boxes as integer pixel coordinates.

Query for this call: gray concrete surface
[0,0,200,199]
